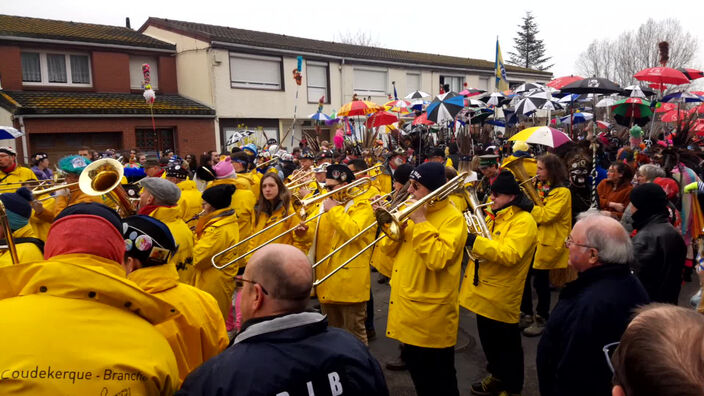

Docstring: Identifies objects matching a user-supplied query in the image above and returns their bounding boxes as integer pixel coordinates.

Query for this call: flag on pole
[393,81,398,100]
[495,38,509,92]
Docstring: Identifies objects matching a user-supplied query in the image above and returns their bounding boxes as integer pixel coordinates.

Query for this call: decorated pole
[282,56,304,147]
[142,64,156,134]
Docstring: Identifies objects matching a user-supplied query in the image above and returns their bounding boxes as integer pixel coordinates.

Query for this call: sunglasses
[234,275,269,295]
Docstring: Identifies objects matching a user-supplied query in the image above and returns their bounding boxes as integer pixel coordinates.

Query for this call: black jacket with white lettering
[176,312,389,396]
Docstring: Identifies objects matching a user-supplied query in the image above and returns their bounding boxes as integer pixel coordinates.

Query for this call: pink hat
[214,157,236,179]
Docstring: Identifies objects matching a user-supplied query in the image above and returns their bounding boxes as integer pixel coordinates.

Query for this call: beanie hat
[139,177,181,206]
[490,171,521,195]
[630,182,667,215]
[0,146,16,156]
[325,164,355,183]
[202,184,236,210]
[409,162,446,192]
[243,144,258,157]
[214,157,236,179]
[165,163,189,180]
[0,187,33,231]
[393,164,414,185]
[122,215,176,267]
[58,155,91,175]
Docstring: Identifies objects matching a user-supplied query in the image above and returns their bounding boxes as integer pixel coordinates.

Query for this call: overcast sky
[4,0,703,81]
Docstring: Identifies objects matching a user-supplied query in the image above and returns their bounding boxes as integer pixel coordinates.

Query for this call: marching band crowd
[0,135,703,396]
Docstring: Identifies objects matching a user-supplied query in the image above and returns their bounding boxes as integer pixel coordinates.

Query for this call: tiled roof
[0,14,174,51]
[0,91,214,116]
[142,17,551,77]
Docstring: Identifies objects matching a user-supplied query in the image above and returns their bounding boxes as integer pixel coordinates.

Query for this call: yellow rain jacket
[0,254,180,394]
[0,224,44,267]
[128,263,228,381]
[208,178,256,241]
[34,189,102,223]
[376,171,393,195]
[149,205,195,285]
[460,202,538,324]
[0,166,37,193]
[247,203,302,259]
[531,186,571,270]
[30,197,55,241]
[235,171,260,200]
[375,198,467,348]
[193,208,240,321]
[177,179,203,227]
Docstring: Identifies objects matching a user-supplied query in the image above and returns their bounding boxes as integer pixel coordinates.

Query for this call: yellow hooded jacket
[208,178,256,241]
[177,179,203,227]
[0,254,180,395]
[375,198,467,348]
[460,203,538,324]
[34,189,102,223]
[193,208,240,321]
[149,205,195,285]
[530,186,571,270]
[247,202,302,258]
[128,263,228,381]
[0,224,44,267]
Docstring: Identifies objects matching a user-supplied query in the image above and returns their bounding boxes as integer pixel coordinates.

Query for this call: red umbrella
[694,120,704,136]
[635,67,690,86]
[365,111,398,128]
[688,104,704,115]
[661,110,689,123]
[649,83,667,92]
[678,68,704,80]
[547,75,584,90]
[655,103,677,113]
[459,88,485,97]
[338,99,384,117]
[412,112,434,126]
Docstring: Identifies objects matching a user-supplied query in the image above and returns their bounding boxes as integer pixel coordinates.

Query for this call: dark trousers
[476,314,524,393]
[365,287,374,331]
[520,268,551,319]
[402,344,459,396]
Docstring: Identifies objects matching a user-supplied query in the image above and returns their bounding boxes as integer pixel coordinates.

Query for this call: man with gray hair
[537,210,649,396]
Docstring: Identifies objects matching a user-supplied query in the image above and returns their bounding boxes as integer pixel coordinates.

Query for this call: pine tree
[508,11,553,71]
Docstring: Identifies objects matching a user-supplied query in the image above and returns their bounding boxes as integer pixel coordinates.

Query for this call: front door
[136,128,176,155]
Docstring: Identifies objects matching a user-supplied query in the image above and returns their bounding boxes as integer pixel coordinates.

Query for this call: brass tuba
[502,157,543,207]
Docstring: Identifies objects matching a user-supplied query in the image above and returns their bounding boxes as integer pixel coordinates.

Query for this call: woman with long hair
[521,153,572,337]
[597,161,634,220]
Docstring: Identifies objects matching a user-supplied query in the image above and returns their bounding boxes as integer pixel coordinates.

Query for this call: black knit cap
[122,215,177,267]
[165,163,189,180]
[202,184,236,210]
[630,182,667,215]
[490,170,521,195]
[0,187,33,218]
[326,164,355,183]
[409,162,446,191]
[54,202,122,232]
[393,164,414,185]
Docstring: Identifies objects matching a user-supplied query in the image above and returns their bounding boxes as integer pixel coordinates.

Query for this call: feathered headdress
[658,41,669,67]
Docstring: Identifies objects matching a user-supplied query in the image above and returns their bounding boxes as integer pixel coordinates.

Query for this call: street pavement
[361,269,701,396]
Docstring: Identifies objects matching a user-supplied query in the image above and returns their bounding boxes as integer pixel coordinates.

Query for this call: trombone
[256,157,278,169]
[32,158,125,201]
[353,163,382,177]
[312,175,466,286]
[211,177,372,269]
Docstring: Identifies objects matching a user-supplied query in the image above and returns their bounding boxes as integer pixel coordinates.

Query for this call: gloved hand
[684,182,699,194]
[54,187,70,197]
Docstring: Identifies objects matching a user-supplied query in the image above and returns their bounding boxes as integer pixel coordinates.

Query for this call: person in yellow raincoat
[138,177,195,284]
[31,155,102,224]
[520,153,572,338]
[461,170,538,396]
[193,184,240,321]
[294,165,375,345]
[0,188,44,266]
[122,215,228,381]
[0,146,37,194]
[373,162,467,396]
[348,159,381,200]
[376,148,407,195]
[209,158,256,242]
[0,203,180,394]
[165,163,202,228]
[232,151,260,199]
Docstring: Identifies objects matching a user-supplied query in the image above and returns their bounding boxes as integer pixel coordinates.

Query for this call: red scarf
[1,161,17,174]
[138,204,170,216]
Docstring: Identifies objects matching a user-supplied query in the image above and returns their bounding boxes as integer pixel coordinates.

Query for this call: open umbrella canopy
[405,90,431,100]
[0,126,23,139]
[547,75,584,90]
[560,112,593,125]
[365,111,398,128]
[425,92,465,123]
[611,98,653,118]
[384,99,412,113]
[309,112,331,121]
[678,68,704,80]
[596,97,617,108]
[514,82,547,94]
[662,91,704,103]
[635,67,690,86]
[338,99,384,117]
[509,126,572,148]
[661,110,689,123]
[482,92,509,107]
[621,85,656,98]
[412,112,434,126]
[655,102,678,113]
[459,88,485,97]
[561,77,621,94]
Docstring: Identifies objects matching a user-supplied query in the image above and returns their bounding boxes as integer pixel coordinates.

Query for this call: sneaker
[518,313,533,330]
[523,315,546,337]
[385,356,407,371]
[470,375,504,395]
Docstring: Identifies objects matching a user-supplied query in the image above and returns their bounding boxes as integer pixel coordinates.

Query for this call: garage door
[29,132,123,164]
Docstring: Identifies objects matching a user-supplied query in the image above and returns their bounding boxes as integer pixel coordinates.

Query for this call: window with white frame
[307,61,329,103]
[230,53,283,90]
[406,72,421,94]
[439,75,463,93]
[21,51,92,86]
[353,67,387,96]
[129,56,159,89]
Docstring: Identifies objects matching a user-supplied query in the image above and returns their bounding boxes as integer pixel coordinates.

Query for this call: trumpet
[211,177,372,269]
[312,175,464,286]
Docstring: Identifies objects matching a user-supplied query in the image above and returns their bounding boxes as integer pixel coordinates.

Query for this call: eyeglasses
[564,235,596,250]
[603,341,620,374]
[234,275,269,295]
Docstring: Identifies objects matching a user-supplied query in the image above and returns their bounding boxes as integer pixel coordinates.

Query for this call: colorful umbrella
[425,92,465,123]
[662,91,704,103]
[0,126,23,139]
[621,85,656,98]
[384,99,411,113]
[661,110,689,123]
[412,112,434,126]
[677,68,704,81]
[509,126,572,148]
[634,67,690,86]
[309,112,331,122]
[405,90,431,100]
[365,111,398,129]
[459,88,485,97]
[560,112,593,125]
[688,104,704,115]
[597,120,611,130]
[561,77,622,95]
[514,82,547,94]
[547,75,584,90]
[337,99,384,117]
[655,103,678,113]
[610,98,653,118]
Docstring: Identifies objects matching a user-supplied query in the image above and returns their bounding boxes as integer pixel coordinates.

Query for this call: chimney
[125,17,131,29]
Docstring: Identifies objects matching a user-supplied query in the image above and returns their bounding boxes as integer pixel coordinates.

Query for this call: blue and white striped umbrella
[309,112,332,121]
[425,92,465,123]
[0,126,23,139]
